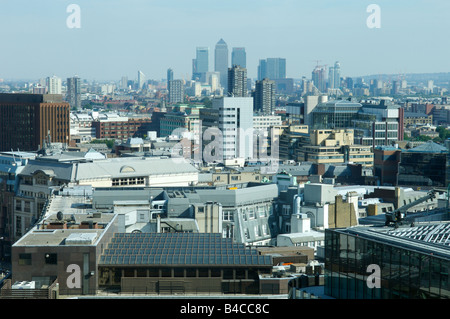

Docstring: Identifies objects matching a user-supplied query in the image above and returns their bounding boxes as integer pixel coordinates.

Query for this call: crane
[385,189,438,227]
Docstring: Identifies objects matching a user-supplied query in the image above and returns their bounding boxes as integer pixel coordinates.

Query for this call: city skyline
[1,1,450,82]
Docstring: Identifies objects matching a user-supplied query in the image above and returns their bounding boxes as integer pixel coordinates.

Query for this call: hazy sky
[0,0,449,82]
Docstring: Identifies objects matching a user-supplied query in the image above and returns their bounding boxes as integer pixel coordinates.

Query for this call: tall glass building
[325,222,450,299]
[215,39,229,90]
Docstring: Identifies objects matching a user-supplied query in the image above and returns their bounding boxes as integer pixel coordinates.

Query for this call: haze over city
[1,0,450,81]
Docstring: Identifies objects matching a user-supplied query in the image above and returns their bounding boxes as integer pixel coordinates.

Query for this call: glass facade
[325,229,450,299]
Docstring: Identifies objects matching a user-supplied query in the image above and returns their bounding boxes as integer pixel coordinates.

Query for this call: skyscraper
[333,61,341,89]
[46,75,62,94]
[214,39,229,91]
[312,66,326,93]
[192,47,209,82]
[328,67,335,89]
[257,58,286,81]
[0,93,70,151]
[168,79,184,104]
[228,65,247,97]
[66,76,81,110]
[167,68,173,91]
[120,76,128,90]
[231,47,246,68]
[254,78,276,114]
[138,70,145,90]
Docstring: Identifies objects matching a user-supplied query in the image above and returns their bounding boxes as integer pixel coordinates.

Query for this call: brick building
[0,93,70,152]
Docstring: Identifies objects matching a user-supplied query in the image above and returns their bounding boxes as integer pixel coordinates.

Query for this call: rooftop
[99,232,273,266]
[406,141,448,153]
[338,221,450,260]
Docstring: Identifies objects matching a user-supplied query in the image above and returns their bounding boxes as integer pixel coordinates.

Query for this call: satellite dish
[56,211,63,221]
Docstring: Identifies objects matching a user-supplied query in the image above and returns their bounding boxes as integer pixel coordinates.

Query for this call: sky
[0,0,449,82]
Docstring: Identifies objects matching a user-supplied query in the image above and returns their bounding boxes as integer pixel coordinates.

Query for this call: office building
[0,93,70,152]
[166,68,173,90]
[254,78,276,114]
[0,151,36,261]
[311,100,362,130]
[353,99,404,147]
[258,58,286,81]
[311,66,326,93]
[214,39,229,90]
[159,104,203,138]
[231,47,246,68]
[202,97,254,161]
[325,222,450,299]
[253,114,282,130]
[91,114,152,140]
[137,70,145,90]
[192,47,209,82]
[373,146,402,186]
[397,141,448,187]
[66,76,81,110]
[46,76,62,95]
[120,76,128,90]
[227,65,247,97]
[333,61,341,89]
[168,79,184,104]
[297,129,373,166]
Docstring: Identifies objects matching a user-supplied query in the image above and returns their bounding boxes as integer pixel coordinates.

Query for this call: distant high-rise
[328,67,335,89]
[254,78,276,114]
[312,66,326,93]
[257,58,286,81]
[228,65,247,97]
[120,76,128,90]
[66,76,81,110]
[334,61,341,89]
[214,39,229,91]
[192,47,209,82]
[167,68,174,91]
[168,79,184,104]
[231,47,246,68]
[46,76,62,94]
[0,93,70,151]
[138,70,145,90]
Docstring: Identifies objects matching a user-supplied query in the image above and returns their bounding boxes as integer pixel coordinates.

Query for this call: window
[45,253,57,265]
[19,253,32,265]
[15,200,22,211]
[223,210,234,221]
[35,175,48,185]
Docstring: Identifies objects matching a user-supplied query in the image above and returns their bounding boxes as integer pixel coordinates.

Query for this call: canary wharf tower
[215,38,229,91]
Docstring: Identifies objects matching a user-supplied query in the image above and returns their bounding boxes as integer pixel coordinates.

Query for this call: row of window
[112,177,145,186]
[19,253,57,265]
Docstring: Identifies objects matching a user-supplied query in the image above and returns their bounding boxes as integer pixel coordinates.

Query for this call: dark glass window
[44,253,57,265]
[19,253,32,266]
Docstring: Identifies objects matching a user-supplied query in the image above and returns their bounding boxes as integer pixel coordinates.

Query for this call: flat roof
[13,229,104,247]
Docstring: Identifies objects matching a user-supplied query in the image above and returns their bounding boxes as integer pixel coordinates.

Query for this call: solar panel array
[99,232,272,266]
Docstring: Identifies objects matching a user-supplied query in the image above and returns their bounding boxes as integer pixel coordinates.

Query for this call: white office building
[211,97,254,161]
